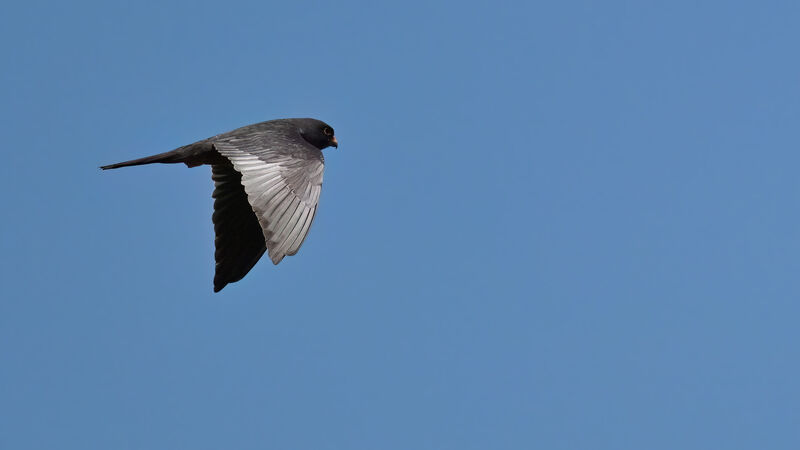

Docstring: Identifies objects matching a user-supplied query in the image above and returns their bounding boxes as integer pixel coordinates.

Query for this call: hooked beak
[330,136,338,148]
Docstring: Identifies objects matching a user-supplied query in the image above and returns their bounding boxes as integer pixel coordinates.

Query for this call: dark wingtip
[214,273,226,292]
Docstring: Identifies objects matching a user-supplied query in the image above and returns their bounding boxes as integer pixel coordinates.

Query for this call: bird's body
[101,118,338,292]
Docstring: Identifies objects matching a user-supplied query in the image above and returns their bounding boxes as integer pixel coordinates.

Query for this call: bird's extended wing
[213,136,324,268]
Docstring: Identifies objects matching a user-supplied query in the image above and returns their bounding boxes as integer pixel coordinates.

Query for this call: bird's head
[294,118,338,150]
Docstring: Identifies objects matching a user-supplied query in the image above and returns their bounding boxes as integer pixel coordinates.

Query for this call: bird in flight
[101,118,338,292]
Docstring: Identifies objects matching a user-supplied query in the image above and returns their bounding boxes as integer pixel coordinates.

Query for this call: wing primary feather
[280,207,310,256]
[274,202,306,256]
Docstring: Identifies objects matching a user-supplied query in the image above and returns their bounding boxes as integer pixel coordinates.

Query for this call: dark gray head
[289,118,338,150]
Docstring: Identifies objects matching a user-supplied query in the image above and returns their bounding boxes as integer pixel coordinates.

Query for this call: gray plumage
[101,118,338,292]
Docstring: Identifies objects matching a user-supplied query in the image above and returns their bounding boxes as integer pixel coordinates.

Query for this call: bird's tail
[100,148,188,170]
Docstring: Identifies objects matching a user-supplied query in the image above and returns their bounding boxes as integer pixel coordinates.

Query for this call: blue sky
[1,0,799,448]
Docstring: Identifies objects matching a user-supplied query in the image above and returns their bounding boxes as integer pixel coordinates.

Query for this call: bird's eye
[323,127,333,136]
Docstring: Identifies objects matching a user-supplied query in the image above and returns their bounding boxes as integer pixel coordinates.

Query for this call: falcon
[101,118,338,292]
